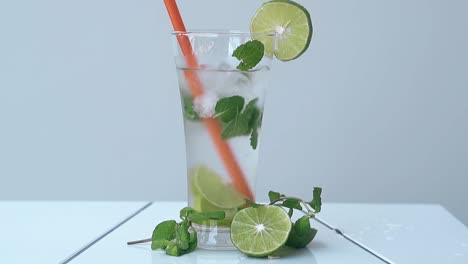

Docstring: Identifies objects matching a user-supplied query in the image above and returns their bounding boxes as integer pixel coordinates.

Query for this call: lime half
[191,165,245,209]
[230,205,292,257]
[250,0,313,61]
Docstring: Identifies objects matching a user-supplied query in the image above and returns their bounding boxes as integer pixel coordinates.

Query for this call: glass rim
[172,29,275,37]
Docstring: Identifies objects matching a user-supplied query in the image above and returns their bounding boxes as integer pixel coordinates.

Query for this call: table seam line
[313,217,395,264]
[59,202,153,264]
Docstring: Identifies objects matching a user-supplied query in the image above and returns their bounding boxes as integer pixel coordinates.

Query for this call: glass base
[192,223,236,250]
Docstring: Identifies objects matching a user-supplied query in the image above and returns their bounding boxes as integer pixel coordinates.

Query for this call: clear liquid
[176,66,270,248]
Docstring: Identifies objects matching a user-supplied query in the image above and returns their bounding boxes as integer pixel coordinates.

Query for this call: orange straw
[164,0,254,201]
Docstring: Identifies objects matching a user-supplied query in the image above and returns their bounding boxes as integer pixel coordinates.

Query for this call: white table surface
[319,203,468,264]
[2,202,466,263]
[0,201,149,264]
[69,202,382,264]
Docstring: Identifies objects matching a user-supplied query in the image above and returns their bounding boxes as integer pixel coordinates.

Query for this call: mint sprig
[127,188,323,256]
[182,95,262,149]
[144,208,225,256]
[232,40,265,71]
[215,96,245,122]
[286,215,318,248]
[151,220,177,250]
[214,96,262,149]
[309,187,322,213]
[264,188,323,248]
[182,95,199,120]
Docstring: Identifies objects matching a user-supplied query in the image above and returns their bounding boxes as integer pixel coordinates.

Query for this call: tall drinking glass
[172,31,273,250]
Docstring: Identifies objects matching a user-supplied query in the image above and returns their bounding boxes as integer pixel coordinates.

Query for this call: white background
[1,0,467,224]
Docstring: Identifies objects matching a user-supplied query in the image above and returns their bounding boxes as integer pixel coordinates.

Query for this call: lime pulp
[190,165,246,227]
[230,205,292,257]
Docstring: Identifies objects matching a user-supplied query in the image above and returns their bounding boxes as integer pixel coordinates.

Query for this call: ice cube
[193,91,219,118]
[215,64,255,99]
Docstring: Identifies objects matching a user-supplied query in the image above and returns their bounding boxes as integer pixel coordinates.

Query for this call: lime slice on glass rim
[250,0,313,61]
[190,165,245,209]
[230,205,292,257]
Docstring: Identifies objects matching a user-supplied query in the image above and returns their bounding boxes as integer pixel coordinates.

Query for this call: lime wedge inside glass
[193,195,238,227]
[250,0,313,61]
[190,165,245,209]
[230,205,292,257]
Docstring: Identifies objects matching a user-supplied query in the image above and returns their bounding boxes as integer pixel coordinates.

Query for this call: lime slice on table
[250,0,313,61]
[231,205,292,257]
[190,165,245,209]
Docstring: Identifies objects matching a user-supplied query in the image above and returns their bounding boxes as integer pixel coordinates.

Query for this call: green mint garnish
[268,192,303,217]
[267,188,322,248]
[268,191,282,202]
[250,129,259,149]
[148,208,225,256]
[179,207,194,218]
[244,198,262,208]
[221,114,250,139]
[308,187,322,213]
[187,211,225,222]
[176,220,190,250]
[151,220,177,250]
[281,198,303,211]
[243,98,261,149]
[182,95,199,120]
[285,215,318,248]
[232,40,265,71]
[129,187,323,257]
[182,94,263,149]
[214,96,262,149]
[165,244,180,256]
[179,207,225,222]
[215,96,245,122]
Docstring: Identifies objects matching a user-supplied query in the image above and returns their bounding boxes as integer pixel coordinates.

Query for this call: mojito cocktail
[173,31,272,249]
[126,0,319,257]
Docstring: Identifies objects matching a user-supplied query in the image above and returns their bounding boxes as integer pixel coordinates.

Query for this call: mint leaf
[243,98,258,115]
[176,221,190,250]
[152,240,175,250]
[181,207,224,222]
[243,99,261,132]
[233,40,265,71]
[295,216,313,234]
[288,208,294,218]
[282,198,303,210]
[185,213,206,223]
[186,210,225,222]
[165,244,181,256]
[151,220,177,250]
[214,97,262,149]
[285,216,318,248]
[183,95,199,120]
[243,98,261,149]
[221,113,250,139]
[150,212,201,256]
[243,98,261,128]
[308,187,322,213]
[179,207,194,219]
[181,232,197,254]
[268,191,281,202]
[250,128,259,149]
[215,96,245,122]
[197,211,226,220]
